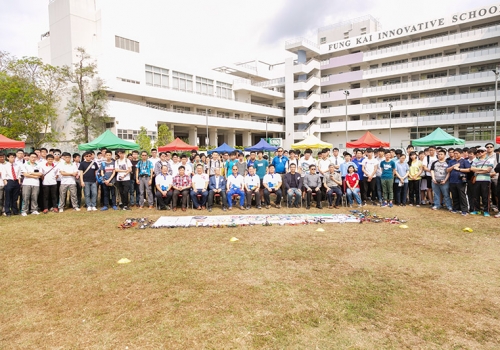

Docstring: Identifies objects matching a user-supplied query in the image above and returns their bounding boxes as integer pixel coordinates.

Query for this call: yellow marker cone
[399,224,409,229]
[462,227,473,233]
[316,228,325,232]
[117,258,131,264]
[230,237,239,242]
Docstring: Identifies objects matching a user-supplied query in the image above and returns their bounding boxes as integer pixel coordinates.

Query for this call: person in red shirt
[345,165,362,207]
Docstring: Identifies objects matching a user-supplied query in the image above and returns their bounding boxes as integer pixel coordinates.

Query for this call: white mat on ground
[152,214,359,228]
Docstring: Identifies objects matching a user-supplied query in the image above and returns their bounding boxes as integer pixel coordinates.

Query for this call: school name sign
[326,5,500,52]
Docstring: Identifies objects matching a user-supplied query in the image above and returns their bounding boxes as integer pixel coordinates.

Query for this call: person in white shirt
[422,146,438,205]
[361,148,379,204]
[179,154,192,177]
[0,153,5,214]
[226,165,245,210]
[155,164,173,210]
[190,164,209,210]
[115,149,133,210]
[15,149,25,167]
[41,154,58,213]
[299,149,317,178]
[171,153,181,177]
[57,152,80,212]
[263,164,283,209]
[244,165,261,209]
[20,152,42,216]
[1,152,22,216]
[317,149,332,178]
[329,148,344,170]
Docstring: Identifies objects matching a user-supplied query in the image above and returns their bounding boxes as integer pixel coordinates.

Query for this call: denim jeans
[102,184,116,207]
[431,181,452,209]
[84,182,97,208]
[129,179,139,205]
[346,187,361,205]
[395,182,408,204]
[287,188,302,206]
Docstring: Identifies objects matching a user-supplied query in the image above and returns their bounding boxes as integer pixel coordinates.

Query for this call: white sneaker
[21,213,27,217]
[59,208,64,213]
[92,207,97,211]
[31,211,40,215]
[74,208,81,212]
[87,207,92,212]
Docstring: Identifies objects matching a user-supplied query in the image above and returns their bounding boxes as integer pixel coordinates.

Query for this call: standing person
[2,153,21,216]
[430,149,453,212]
[0,153,6,215]
[394,154,410,206]
[208,151,222,177]
[20,152,42,216]
[57,152,80,212]
[114,149,132,211]
[179,154,192,177]
[466,148,477,212]
[190,164,209,210]
[244,165,261,209]
[79,151,99,211]
[235,152,247,176]
[303,164,322,210]
[171,166,191,211]
[246,151,257,169]
[407,152,423,207]
[352,150,366,201]
[380,150,396,208]
[345,165,362,208]
[284,163,303,208]
[323,164,342,209]
[129,150,140,207]
[254,151,269,200]
[299,149,317,177]
[136,151,154,209]
[361,148,378,205]
[207,167,227,212]
[225,151,238,178]
[73,153,83,208]
[484,143,498,211]
[155,165,173,210]
[448,148,470,215]
[41,154,58,213]
[418,151,428,205]
[263,164,283,209]
[422,146,438,206]
[330,147,344,171]
[100,150,117,211]
[226,165,245,210]
[470,147,494,216]
[271,147,288,200]
[285,150,299,173]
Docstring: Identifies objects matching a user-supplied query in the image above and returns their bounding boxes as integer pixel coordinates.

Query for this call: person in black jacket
[284,163,303,207]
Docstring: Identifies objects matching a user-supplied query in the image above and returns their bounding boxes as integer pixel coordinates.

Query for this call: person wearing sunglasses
[226,166,245,210]
[470,147,494,216]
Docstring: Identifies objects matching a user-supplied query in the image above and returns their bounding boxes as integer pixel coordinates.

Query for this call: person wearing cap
[323,164,342,209]
[470,146,494,216]
[115,149,133,211]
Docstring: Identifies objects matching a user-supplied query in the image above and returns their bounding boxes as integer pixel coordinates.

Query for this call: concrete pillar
[242,131,252,147]
[209,128,218,147]
[227,129,236,147]
[189,128,198,146]
[170,124,175,138]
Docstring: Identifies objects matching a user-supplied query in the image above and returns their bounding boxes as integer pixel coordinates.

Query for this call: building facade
[39,0,500,150]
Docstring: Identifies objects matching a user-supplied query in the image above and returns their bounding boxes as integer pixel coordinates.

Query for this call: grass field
[1,205,500,349]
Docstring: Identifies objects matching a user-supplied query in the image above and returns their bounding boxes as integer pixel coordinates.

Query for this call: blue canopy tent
[245,138,278,152]
[207,142,236,154]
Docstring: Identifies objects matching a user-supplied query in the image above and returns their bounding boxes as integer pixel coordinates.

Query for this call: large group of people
[1,143,499,218]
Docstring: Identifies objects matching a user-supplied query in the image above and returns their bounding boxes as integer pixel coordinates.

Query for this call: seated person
[244,165,261,209]
[263,164,283,209]
[284,163,303,207]
[226,165,245,210]
[323,164,342,208]
[304,164,322,209]
[155,164,173,210]
[207,167,227,212]
[171,166,191,211]
[190,164,209,210]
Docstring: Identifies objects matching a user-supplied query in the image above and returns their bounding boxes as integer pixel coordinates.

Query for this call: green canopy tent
[78,130,140,151]
[411,127,465,147]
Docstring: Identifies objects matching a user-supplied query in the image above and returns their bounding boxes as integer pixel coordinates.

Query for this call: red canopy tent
[158,137,198,152]
[496,136,500,144]
[0,134,25,149]
[346,131,390,148]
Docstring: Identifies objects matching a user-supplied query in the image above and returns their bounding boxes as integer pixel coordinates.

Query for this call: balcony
[292,58,321,74]
[293,75,320,92]
[321,88,363,103]
[293,93,320,108]
[363,47,500,79]
[233,78,284,98]
[364,24,500,60]
[361,90,497,113]
[294,108,320,124]
[320,52,364,70]
[321,70,363,86]
[362,71,495,97]
[285,37,321,54]
[109,98,285,132]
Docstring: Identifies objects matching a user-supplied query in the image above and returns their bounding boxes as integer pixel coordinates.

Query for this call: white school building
[38,0,500,150]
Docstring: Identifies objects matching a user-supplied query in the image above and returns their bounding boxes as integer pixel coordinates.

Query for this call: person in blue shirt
[225,151,238,177]
[136,151,154,208]
[447,148,470,214]
[352,149,365,200]
[380,150,396,207]
[271,147,288,201]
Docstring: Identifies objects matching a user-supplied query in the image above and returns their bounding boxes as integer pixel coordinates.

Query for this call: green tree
[136,126,152,152]
[155,124,174,148]
[61,47,109,145]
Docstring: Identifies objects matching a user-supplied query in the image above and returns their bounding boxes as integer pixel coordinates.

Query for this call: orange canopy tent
[0,134,25,149]
[158,137,198,152]
[346,131,390,148]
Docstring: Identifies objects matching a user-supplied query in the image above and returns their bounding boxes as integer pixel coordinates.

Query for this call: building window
[458,123,496,141]
[105,122,114,129]
[117,128,157,141]
[117,77,140,84]
[320,37,326,44]
[145,65,169,88]
[196,77,214,95]
[146,102,167,109]
[460,42,498,53]
[115,36,140,53]
[343,32,349,39]
[216,81,232,99]
[172,71,193,92]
